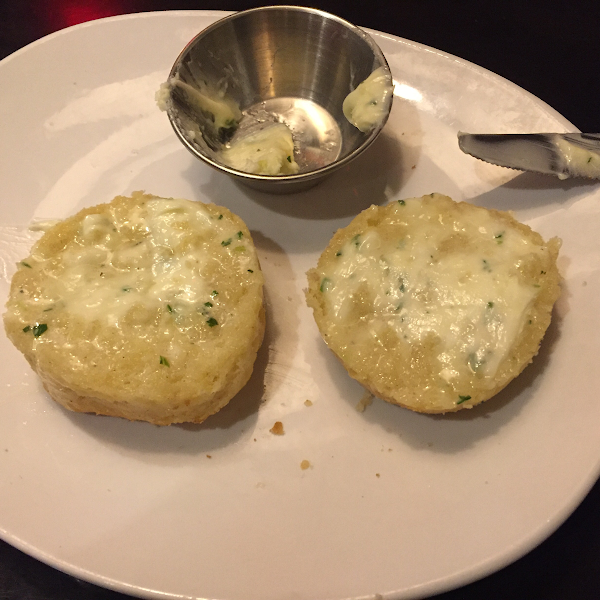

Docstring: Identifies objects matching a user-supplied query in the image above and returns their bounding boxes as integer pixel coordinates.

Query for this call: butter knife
[457,132,600,180]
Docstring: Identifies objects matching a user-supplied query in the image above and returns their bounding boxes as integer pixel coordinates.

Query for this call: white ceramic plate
[1,11,599,600]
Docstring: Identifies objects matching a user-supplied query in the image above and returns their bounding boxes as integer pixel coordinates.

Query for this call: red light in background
[40,0,137,31]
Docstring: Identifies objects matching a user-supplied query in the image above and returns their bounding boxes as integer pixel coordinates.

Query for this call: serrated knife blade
[457,132,600,180]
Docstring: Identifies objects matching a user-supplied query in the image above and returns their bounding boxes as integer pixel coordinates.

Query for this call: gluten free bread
[3,192,265,425]
[306,193,561,413]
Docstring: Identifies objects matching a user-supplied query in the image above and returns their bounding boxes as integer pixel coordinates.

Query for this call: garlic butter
[25,196,252,329]
[156,77,242,131]
[555,136,600,179]
[343,66,393,132]
[219,123,299,175]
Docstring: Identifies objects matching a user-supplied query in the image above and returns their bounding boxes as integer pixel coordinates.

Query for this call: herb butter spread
[219,123,299,176]
[555,136,600,180]
[342,66,394,132]
[306,194,561,413]
[3,192,265,425]
[157,77,300,176]
[29,197,249,328]
[156,78,242,131]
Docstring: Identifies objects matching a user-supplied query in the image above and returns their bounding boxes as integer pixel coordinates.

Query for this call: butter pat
[219,123,299,175]
[343,66,393,132]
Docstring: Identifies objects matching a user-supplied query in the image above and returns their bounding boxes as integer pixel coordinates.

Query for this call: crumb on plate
[270,421,284,435]
[356,391,374,412]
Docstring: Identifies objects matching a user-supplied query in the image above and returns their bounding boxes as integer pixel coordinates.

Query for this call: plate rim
[0,10,596,600]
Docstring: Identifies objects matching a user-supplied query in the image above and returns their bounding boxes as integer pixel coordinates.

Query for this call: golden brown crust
[33,303,266,426]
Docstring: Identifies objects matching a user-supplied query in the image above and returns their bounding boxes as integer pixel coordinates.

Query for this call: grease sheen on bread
[306,193,561,413]
[4,192,265,425]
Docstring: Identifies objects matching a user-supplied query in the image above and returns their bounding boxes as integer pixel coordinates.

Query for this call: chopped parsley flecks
[399,277,406,293]
[159,355,170,367]
[335,250,342,257]
[32,323,48,337]
[211,290,218,297]
[287,155,292,163]
[482,259,492,272]
[588,156,593,163]
[494,232,504,244]
[22,325,31,333]
[395,302,404,312]
[218,214,223,220]
[457,395,471,404]
[233,245,246,252]
[320,277,332,293]
[398,199,406,206]
[20,261,32,268]
[352,234,361,249]
[247,269,254,273]
[166,304,173,313]
[221,238,232,247]
[540,270,546,275]
[204,302,213,308]
[237,231,243,239]
[122,286,132,292]
[487,301,494,308]
[206,317,218,327]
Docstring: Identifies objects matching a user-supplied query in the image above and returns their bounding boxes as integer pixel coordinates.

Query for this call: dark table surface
[1,1,599,599]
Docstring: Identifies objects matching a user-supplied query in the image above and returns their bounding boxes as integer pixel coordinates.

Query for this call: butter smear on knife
[555,136,600,179]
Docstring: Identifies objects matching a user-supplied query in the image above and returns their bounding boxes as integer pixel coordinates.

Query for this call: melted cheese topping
[342,66,393,132]
[219,123,299,175]
[320,199,541,382]
[28,198,249,328]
